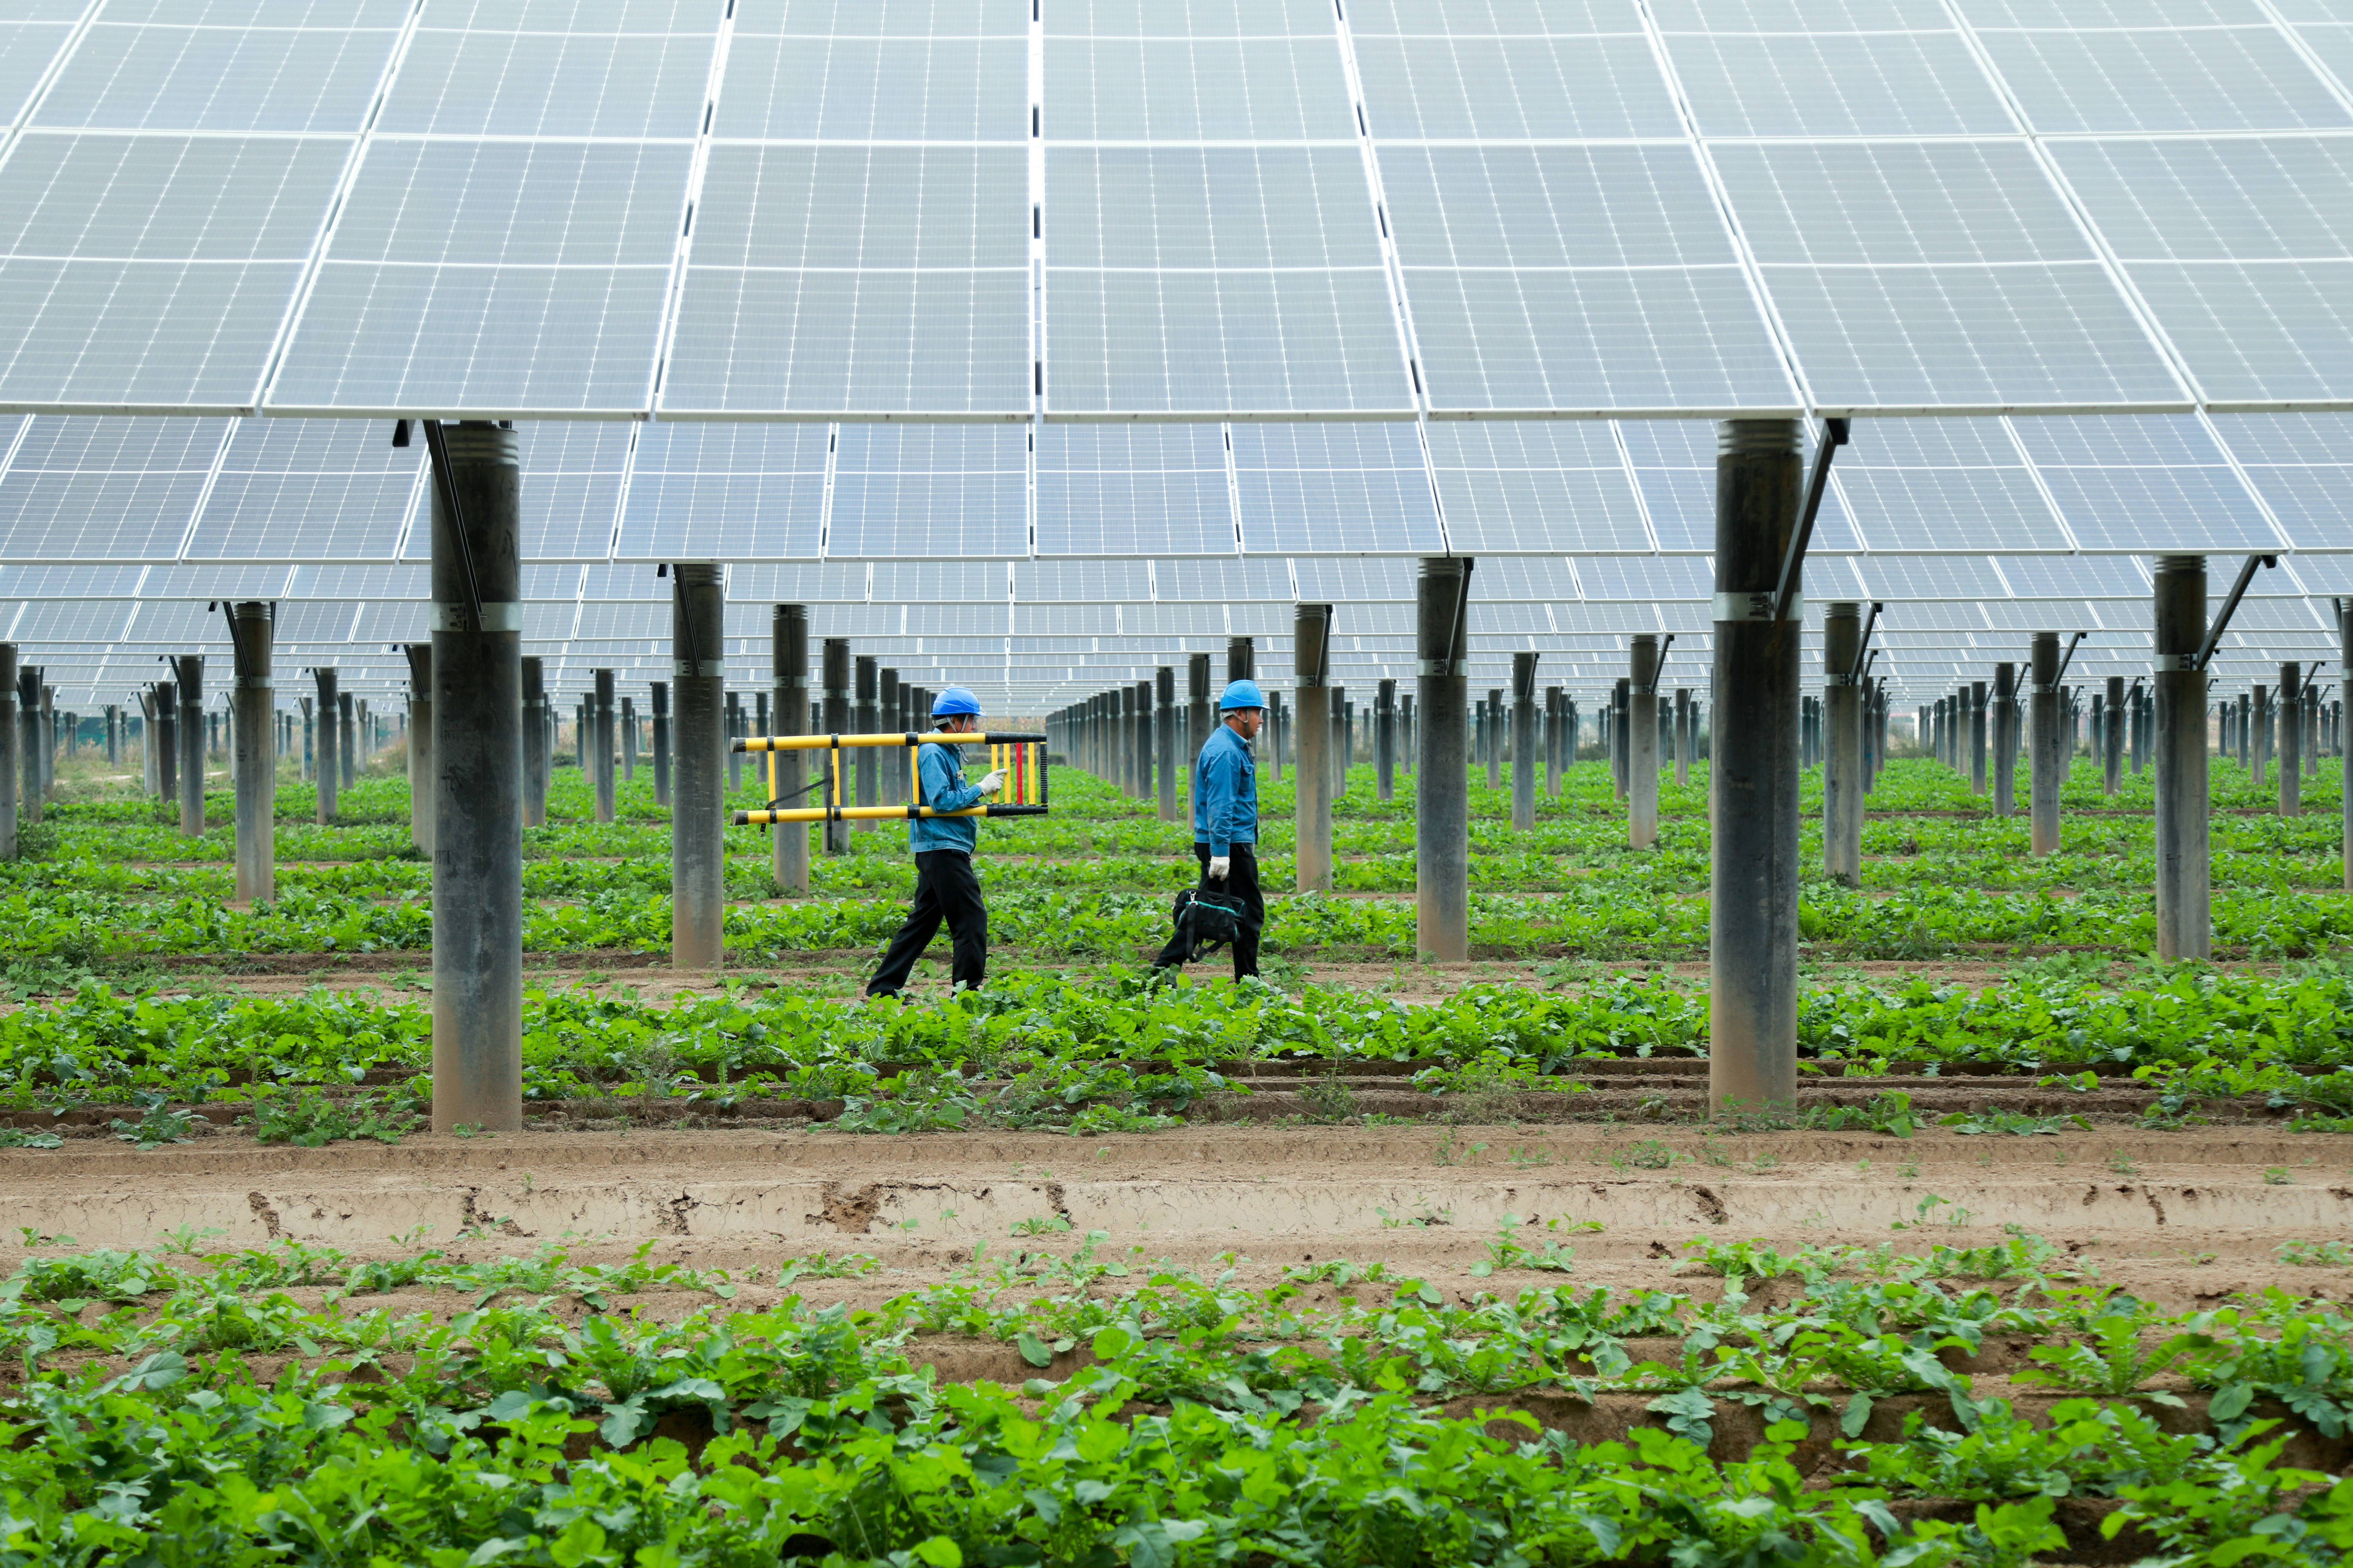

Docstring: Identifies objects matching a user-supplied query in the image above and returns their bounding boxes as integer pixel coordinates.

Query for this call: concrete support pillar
[2096,679,2118,796]
[2255,685,2272,789]
[877,670,900,805]
[2153,558,2210,958]
[1227,637,1254,687]
[1709,417,1803,1115]
[853,656,877,828]
[103,705,117,766]
[1511,652,1540,834]
[1991,664,2018,818]
[1416,556,1472,962]
[1401,695,1414,773]
[296,696,311,785]
[1483,690,1502,790]
[406,644,435,856]
[772,605,809,896]
[0,647,16,860]
[1610,678,1630,799]
[2281,664,2303,817]
[1294,604,1333,893]
[1377,678,1398,802]
[592,668,617,823]
[522,658,548,828]
[1823,603,1863,887]
[230,606,275,903]
[1968,681,1988,795]
[338,691,355,789]
[1156,666,1179,823]
[429,421,524,1135]
[623,696,637,784]
[1628,640,1659,846]
[1134,678,1155,800]
[174,656,205,836]
[672,564,726,970]
[33,678,51,806]
[2343,604,2352,889]
[1674,689,1693,789]
[147,677,170,821]
[1187,653,1212,776]
[2030,634,2062,855]
[648,679,670,811]
[821,639,850,854]
[1333,687,1349,798]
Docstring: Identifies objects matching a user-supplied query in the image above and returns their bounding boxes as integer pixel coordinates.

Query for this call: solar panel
[1380,145,1798,415]
[1294,557,1412,600]
[0,20,81,130]
[2009,412,2286,552]
[1036,424,1236,557]
[1230,422,1441,554]
[1013,559,1153,601]
[1717,141,2188,414]
[1577,556,1713,599]
[137,563,295,600]
[36,11,402,134]
[666,146,1030,419]
[1836,419,2067,554]
[2206,411,2353,551]
[380,4,717,139]
[268,139,687,416]
[1152,556,1291,601]
[1661,30,2014,138]
[1350,12,1679,141]
[1966,17,2346,134]
[1992,553,2148,597]
[0,133,345,412]
[615,423,827,562]
[184,418,418,563]
[0,416,229,563]
[825,424,1026,559]
[2055,137,2353,409]
[1425,421,1651,553]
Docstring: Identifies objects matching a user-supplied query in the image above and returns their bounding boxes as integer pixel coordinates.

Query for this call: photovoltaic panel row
[0,409,2343,564]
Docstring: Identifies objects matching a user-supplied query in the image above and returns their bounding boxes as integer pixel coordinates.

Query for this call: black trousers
[1153,843,1262,980]
[866,850,987,997]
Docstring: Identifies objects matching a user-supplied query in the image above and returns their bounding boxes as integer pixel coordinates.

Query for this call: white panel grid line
[644,0,737,421]
[248,0,429,414]
[1934,1,2244,412]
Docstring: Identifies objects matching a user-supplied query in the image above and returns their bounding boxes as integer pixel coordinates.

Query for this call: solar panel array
[0,1,2346,713]
[3,0,2352,421]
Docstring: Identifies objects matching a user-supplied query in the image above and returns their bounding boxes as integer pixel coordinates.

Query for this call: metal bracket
[419,420,486,635]
[2194,553,2277,672]
[1770,417,1848,626]
[1848,600,1883,682]
[2053,631,2088,687]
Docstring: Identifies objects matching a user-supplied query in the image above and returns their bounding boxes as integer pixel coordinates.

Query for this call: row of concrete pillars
[8,425,2348,1132]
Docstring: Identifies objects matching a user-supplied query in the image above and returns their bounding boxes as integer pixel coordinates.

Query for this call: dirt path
[6,1124,2346,1312]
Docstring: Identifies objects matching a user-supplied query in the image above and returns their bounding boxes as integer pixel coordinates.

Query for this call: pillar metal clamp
[2151,653,2198,673]
[673,659,728,679]
[435,601,522,633]
[1714,591,1804,622]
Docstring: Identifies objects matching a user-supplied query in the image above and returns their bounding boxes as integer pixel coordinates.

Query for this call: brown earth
[8,1123,2348,1314]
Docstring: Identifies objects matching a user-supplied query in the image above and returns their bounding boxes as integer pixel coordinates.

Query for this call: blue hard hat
[930,685,981,717]
[1219,678,1266,712]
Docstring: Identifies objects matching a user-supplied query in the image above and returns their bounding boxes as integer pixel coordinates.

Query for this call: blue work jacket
[911,739,985,854]
[1191,722,1258,856]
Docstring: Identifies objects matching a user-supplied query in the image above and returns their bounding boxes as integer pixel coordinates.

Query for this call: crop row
[9,876,2351,966]
[0,967,2348,1127]
[0,1235,2344,1564]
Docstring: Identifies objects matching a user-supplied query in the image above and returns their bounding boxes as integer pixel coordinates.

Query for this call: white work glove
[976,770,1005,796]
[1206,856,1231,880]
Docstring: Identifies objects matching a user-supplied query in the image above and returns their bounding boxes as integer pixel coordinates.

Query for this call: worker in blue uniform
[1152,678,1265,981]
[866,686,1005,998]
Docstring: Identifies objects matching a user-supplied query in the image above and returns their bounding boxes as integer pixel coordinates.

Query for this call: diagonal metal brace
[1848,600,1883,681]
[2194,553,2277,672]
[1772,417,1849,625]
[2053,631,2088,687]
